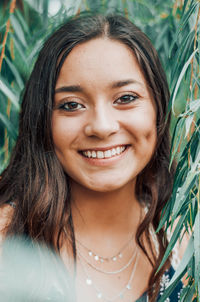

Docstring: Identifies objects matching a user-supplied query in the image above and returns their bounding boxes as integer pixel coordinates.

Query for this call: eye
[59,101,85,112]
[115,94,139,104]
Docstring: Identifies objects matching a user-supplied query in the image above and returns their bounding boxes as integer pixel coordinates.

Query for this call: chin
[83,179,129,193]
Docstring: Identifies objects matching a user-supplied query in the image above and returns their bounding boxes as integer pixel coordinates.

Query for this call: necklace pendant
[112,256,117,261]
[126,284,131,290]
[119,253,123,258]
[97,292,103,299]
[86,278,92,285]
[100,258,104,263]
[88,251,93,257]
[94,255,99,261]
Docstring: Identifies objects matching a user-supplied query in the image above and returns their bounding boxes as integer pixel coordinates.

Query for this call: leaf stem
[0,0,17,72]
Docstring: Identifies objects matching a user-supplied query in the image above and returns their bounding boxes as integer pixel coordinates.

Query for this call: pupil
[122,95,131,101]
[69,102,77,108]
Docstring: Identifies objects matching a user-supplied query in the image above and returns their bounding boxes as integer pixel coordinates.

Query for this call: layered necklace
[76,234,134,263]
[76,235,140,301]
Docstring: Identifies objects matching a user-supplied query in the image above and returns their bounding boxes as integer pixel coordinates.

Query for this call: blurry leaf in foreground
[0,236,74,302]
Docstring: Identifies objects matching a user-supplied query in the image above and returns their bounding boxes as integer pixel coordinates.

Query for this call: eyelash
[59,94,139,112]
[59,102,84,111]
[115,94,139,104]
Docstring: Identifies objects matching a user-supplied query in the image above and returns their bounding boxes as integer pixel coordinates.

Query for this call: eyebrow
[54,79,144,94]
[111,79,143,88]
[55,85,83,93]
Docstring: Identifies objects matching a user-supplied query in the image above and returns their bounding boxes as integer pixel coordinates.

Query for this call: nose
[84,105,119,139]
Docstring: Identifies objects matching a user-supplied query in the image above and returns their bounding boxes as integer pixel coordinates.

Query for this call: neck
[71,180,142,243]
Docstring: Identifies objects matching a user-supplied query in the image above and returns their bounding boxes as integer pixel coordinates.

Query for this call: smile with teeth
[81,146,127,159]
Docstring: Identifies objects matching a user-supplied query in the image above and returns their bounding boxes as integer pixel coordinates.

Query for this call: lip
[79,145,131,166]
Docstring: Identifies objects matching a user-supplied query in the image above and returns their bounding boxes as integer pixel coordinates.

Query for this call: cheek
[52,119,66,150]
[125,107,157,141]
[51,114,76,152]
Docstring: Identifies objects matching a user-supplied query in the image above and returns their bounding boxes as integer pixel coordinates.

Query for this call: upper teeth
[82,146,126,159]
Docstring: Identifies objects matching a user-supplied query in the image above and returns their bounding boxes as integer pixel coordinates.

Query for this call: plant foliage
[0,0,199,301]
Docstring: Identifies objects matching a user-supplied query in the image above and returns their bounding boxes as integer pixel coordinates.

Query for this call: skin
[52,38,157,193]
[52,37,157,301]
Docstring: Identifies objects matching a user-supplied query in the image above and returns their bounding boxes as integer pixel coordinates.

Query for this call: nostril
[84,120,119,138]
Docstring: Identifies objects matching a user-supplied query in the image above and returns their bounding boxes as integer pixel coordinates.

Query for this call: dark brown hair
[0,13,174,301]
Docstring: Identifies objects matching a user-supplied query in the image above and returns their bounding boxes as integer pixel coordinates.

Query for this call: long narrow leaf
[194,209,200,289]
[5,57,24,90]
[172,172,197,218]
[168,236,193,287]
[169,2,198,56]
[15,9,30,35]
[0,113,18,140]
[10,14,27,48]
[157,202,172,232]
[0,77,20,110]
[183,284,196,302]
[170,49,198,115]
[169,118,185,167]
[157,211,188,272]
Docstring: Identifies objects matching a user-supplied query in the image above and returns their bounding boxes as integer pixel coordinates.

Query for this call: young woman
[0,14,184,301]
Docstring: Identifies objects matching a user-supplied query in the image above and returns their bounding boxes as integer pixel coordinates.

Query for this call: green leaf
[170,49,198,115]
[169,2,198,56]
[168,235,193,287]
[15,8,30,36]
[157,211,188,272]
[0,113,18,140]
[10,14,27,48]
[0,22,6,32]
[172,172,197,218]
[11,35,28,66]
[0,156,9,174]
[194,209,200,288]
[0,77,20,110]
[169,117,185,167]
[183,284,196,302]
[4,56,24,90]
[157,203,171,232]
[154,23,169,50]
[42,0,49,27]
[27,39,43,65]
[189,99,200,112]
[170,29,195,91]
[191,142,200,173]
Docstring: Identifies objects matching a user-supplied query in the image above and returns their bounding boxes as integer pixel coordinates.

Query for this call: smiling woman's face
[52,38,157,192]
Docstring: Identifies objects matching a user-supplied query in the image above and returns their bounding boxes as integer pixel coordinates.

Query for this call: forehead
[56,38,148,90]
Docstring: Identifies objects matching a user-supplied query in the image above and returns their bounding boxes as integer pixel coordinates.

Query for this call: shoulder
[0,204,13,242]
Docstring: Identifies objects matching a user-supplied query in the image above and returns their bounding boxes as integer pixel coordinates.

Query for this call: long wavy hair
[0,13,174,301]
